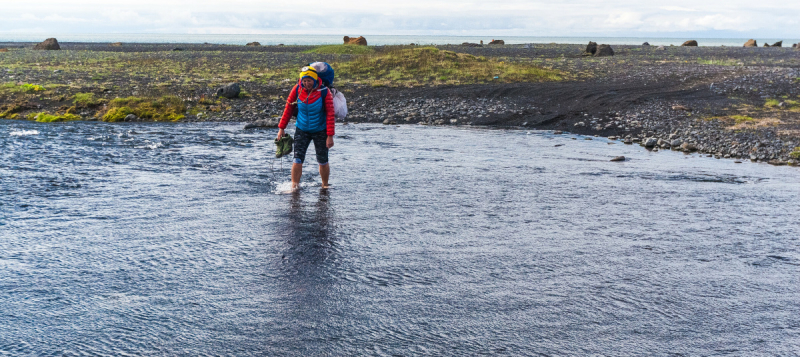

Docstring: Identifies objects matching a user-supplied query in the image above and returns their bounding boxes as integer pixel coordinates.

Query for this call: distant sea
[0,34,797,47]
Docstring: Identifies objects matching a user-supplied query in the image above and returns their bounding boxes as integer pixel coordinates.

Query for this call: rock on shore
[594,45,614,57]
[243,118,279,129]
[744,39,757,47]
[343,36,367,46]
[682,40,698,47]
[33,38,60,50]
[216,83,240,99]
[585,42,597,55]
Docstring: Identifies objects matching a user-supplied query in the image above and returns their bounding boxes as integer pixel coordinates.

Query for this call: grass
[765,98,781,107]
[332,47,563,86]
[304,45,375,55]
[731,115,754,124]
[100,96,186,122]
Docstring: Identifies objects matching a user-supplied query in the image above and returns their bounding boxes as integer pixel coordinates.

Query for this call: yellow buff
[299,66,319,81]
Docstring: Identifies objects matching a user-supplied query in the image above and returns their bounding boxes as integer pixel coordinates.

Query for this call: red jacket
[279,84,335,136]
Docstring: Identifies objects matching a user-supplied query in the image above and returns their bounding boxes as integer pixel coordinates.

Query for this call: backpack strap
[321,87,329,115]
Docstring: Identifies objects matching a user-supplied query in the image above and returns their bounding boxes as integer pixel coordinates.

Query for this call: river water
[1,121,799,356]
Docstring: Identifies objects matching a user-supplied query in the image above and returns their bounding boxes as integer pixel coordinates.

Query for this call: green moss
[73,92,104,107]
[304,45,375,55]
[102,106,133,122]
[19,83,44,92]
[765,99,781,107]
[26,112,82,122]
[1,83,45,93]
[101,96,186,122]
[0,103,24,118]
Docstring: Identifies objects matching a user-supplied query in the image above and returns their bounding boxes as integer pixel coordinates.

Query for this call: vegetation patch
[790,147,800,159]
[762,98,800,111]
[0,101,27,119]
[26,112,81,123]
[73,93,104,107]
[333,47,564,86]
[100,96,186,122]
[304,45,375,55]
[725,115,781,130]
[1,83,45,93]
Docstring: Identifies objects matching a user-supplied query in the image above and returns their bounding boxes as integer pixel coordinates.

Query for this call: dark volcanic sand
[1,42,800,163]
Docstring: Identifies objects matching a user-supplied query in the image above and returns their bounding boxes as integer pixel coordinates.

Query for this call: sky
[1,0,798,38]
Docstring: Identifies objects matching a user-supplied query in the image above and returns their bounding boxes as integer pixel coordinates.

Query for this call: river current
[1,121,798,356]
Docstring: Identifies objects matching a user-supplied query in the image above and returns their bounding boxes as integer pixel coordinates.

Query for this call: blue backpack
[308,62,335,87]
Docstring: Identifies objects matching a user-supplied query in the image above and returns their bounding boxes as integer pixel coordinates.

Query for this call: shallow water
[1,121,799,356]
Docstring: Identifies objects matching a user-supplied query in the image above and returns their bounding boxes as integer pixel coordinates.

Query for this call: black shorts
[293,128,329,165]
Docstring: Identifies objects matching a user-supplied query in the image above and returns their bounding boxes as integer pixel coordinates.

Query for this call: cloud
[0,1,798,37]
[604,12,644,28]
[659,6,698,12]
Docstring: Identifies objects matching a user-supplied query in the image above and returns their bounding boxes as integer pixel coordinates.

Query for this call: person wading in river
[276,67,335,190]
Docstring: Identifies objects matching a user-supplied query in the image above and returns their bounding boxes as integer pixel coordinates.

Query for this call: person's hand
[326,136,334,148]
[276,128,285,140]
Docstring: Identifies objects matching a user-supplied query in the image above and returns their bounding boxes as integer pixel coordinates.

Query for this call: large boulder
[33,38,60,50]
[246,42,261,46]
[771,41,782,47]
[216,83,241,99]
[763,43,770,47]
[744,39,757,47]
[343,36,367,46]
[0,48,8,53]
[594,44,614,57]
[681,40,698,46]
[642,42,650,46]
[585,41,598,55]
[488,39,505,45]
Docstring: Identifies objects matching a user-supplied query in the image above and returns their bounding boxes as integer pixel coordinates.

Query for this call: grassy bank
[0,45,565,122]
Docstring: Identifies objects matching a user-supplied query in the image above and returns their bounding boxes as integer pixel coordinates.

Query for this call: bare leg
[291,163,302,190]
[319,164,330,188]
